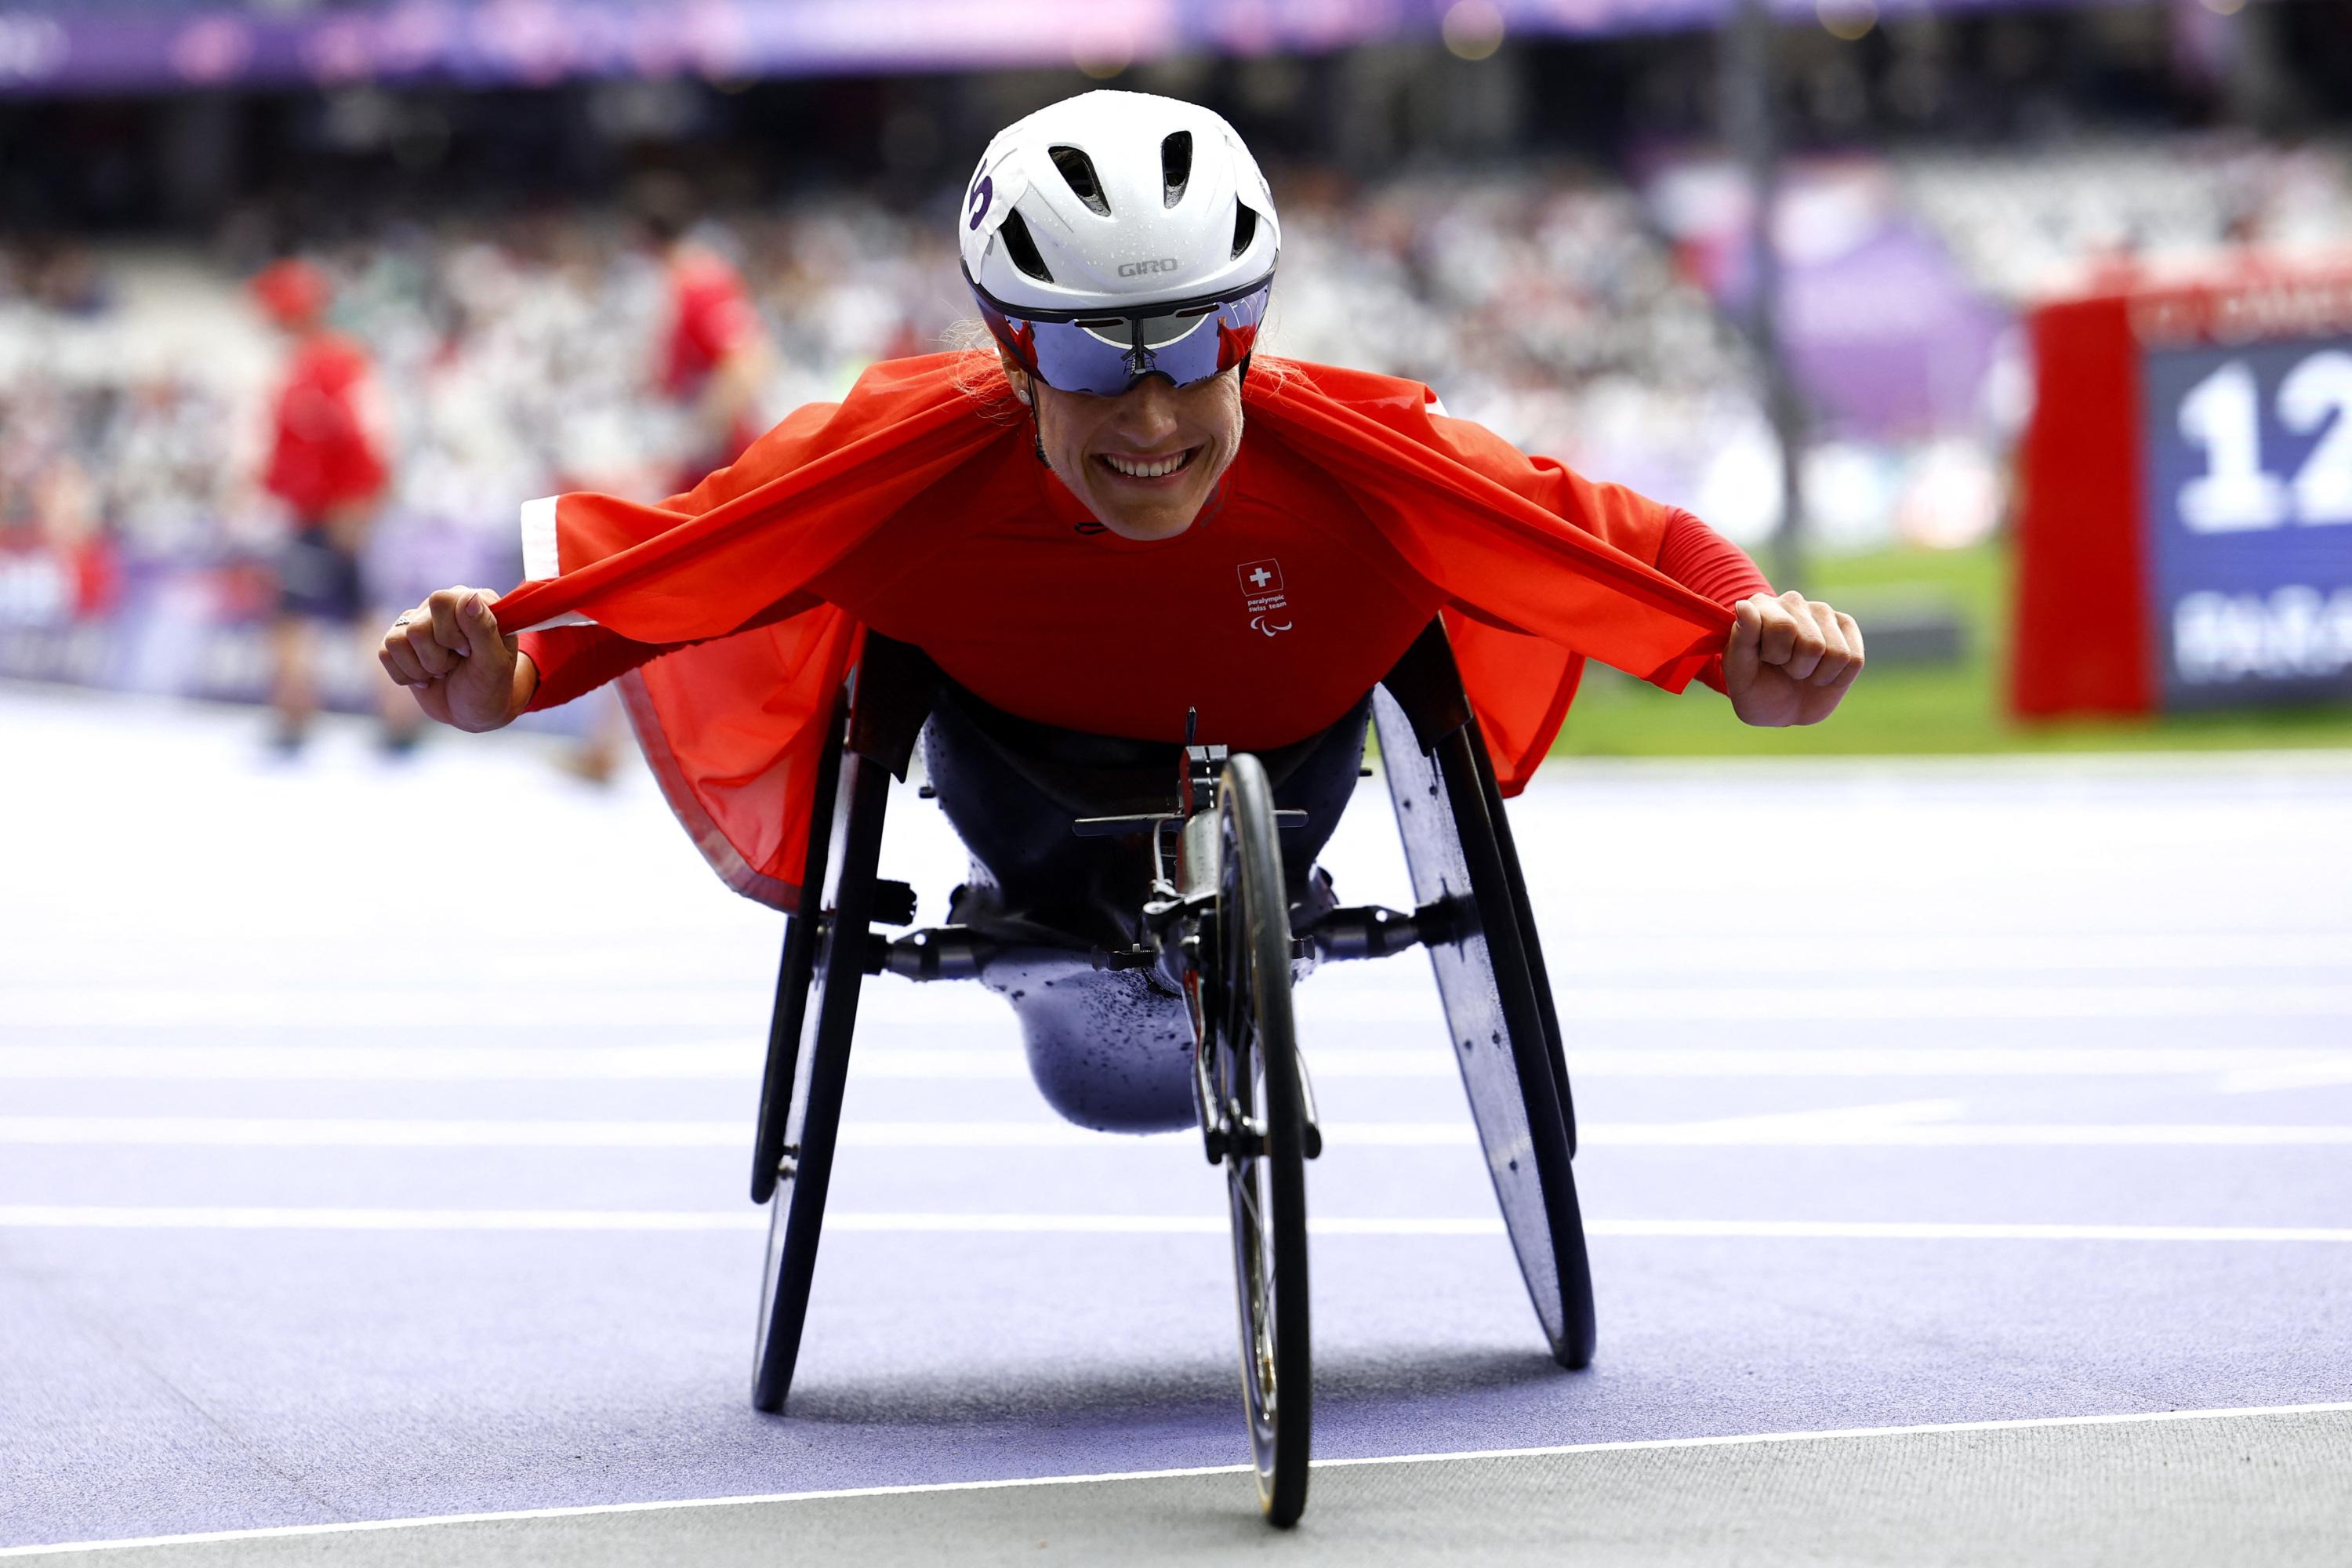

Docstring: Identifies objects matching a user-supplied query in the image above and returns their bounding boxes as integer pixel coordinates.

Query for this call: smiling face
[995,344,1243,541]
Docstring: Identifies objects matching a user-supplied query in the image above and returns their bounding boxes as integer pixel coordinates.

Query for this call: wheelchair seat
[923,678,1369,1131]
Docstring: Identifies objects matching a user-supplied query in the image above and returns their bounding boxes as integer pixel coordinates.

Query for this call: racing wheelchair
[745,619,1593,1527]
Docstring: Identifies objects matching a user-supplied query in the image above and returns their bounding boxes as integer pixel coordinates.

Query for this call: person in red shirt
[378,95,1861,1127]
[253,257,416,754]
[639,176,775,490]
[554,183,783,786]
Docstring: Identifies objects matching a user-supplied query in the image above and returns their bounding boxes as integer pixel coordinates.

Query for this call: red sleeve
[1657,509,1772,605]
[516,590,826,713]
[1652,509,1773,694]
[517,625,664,712]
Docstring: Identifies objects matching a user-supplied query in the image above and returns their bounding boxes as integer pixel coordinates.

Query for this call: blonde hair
[942,321,1025,424]
[1245,353,1299,392]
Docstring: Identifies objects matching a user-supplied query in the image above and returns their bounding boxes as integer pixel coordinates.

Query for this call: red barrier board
[2013,260,2352,718]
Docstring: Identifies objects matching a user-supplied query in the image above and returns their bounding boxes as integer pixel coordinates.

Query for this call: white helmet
[959,89,1279,314]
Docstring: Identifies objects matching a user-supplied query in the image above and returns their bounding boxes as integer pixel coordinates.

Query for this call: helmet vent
[997,209,1054,282]
[1231,202,1259,259]
[1048,145,1110,216]
[1160,132,1192,207]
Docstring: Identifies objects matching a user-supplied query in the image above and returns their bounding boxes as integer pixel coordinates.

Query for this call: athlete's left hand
[1723,590,1864,728]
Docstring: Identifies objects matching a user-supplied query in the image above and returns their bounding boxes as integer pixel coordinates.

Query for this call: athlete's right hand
[378,586,536,732]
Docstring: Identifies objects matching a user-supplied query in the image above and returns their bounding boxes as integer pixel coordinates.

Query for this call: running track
[2,685,2349,1555]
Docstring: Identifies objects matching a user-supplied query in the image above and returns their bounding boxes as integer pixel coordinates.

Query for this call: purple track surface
[3,687,2350,1552]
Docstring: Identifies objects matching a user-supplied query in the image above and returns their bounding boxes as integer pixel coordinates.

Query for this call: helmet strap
[1002,362,1048,465]
[1026,396,1049,466]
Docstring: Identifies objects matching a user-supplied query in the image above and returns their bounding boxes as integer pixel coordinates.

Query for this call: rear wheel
[750,688,850,1208]
[748,633,938,1416]
[1371,682,1595,1370]
[1212,753,1312,1527]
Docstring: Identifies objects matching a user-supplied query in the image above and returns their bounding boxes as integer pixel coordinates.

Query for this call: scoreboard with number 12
[2014,263,2352,716]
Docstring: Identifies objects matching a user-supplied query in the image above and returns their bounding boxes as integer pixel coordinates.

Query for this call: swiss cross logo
[1236,558,1293,637]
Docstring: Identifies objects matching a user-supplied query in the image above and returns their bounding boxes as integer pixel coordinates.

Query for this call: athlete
[379,93,1861,1127]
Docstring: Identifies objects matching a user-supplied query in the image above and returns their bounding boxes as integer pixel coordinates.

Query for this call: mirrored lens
[1136,310,1217,350]
[978,282,1269,398]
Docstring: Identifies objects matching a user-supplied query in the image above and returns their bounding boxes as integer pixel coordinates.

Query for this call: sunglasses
[967,266,1273,398]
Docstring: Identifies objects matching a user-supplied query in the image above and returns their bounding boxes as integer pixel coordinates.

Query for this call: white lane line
[0,1117,1133,1149]
[1774,1125,2352,1145]
[0,1117,750,1149]
[0,1044,764,1081]
[0,1118,1105,1149]
[1546,985,2352,1021]
[11,982,2352,1027]
[7,1399,2350,1559]
[1590,1219,2352,1242]
[9,1109,2352,1149]
[1544,931,2352,973]
[2219,1062,2352,1093]
[0,993,777,1029]
[2,1206,2347,1242]
[8,1044,2352,1083]
[13,931,2346,981]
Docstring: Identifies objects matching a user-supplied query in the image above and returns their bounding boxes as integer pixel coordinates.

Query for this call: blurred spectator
[252,256,412,753]
[548,179,788,786]
[636,174,777,490]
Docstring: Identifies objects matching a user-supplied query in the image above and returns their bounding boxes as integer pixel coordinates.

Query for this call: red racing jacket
[492,353,1757,908]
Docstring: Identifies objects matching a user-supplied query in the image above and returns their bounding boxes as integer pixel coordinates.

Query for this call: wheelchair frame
[743,618,1594,1523]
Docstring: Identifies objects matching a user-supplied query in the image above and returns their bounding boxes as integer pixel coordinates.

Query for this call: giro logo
[966,176,993,231]
[1118,257,1181,278]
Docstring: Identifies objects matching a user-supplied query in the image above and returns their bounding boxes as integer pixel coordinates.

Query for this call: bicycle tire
[1214,752,1312,1526]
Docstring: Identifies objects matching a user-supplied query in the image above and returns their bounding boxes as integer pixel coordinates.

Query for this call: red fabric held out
[494,354,1740,909]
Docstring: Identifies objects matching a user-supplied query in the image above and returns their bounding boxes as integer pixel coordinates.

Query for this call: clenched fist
[1723,590,1864,728]
[378,586,537,732]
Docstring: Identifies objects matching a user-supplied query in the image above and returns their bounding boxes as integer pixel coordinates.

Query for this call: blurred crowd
[1276,167,1769,532]
[5,131,2351,638]
[1896,134,2352,299]
[0,200,958,575]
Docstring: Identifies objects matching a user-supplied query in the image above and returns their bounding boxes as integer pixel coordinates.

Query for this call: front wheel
[1211,753,1312,1527]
